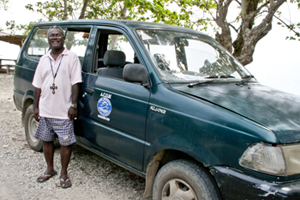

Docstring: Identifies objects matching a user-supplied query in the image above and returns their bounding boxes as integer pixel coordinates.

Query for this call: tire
[24,104,43,152]
[153,159,221,200]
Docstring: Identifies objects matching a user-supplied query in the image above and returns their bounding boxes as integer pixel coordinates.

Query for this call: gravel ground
[0,73,151,200]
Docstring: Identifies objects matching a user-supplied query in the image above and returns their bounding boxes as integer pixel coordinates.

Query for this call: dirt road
[0,73,150,200]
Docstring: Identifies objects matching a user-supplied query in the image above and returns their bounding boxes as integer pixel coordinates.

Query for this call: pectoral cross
[50,83,58,94]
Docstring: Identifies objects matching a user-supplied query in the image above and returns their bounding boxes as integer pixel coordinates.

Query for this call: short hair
[47,26,65,38]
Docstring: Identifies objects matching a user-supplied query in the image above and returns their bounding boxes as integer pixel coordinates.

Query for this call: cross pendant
[50,83,58,94]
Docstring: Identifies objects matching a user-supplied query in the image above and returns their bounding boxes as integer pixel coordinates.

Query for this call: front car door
[77,26,151,171]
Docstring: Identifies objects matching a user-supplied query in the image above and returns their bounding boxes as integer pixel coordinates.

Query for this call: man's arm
[34,87,41,122]
[68,83,80,120]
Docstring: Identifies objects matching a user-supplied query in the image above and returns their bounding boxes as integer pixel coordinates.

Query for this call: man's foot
[60,176,72,188]
[36,171,57,183]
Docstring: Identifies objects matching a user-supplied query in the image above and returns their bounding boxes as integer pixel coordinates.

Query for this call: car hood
[171,82,300,143]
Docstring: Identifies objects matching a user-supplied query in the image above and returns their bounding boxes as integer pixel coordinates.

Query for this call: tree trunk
[214,0,233,53]
[120,4,127,20]
[63,0,68,20]
[214,0,286,66]
[108,5,127,50]
[235,0,285,65]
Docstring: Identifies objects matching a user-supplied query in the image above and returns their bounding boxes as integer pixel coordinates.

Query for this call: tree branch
[253,0,285,33]
[242,0,269,24]
[228,23,238,32]
[233,0,286,65]
[234,0,241,6]
[255,1,270,15]
[273,14,299,36]
[79,0,89,19]
[215,0,233,27]
[214,0,234,52]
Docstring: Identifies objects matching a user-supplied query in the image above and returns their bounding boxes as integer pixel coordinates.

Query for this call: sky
[1,0,300,96]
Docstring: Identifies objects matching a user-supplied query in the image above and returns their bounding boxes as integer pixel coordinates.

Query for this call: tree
[217,0,286,65]
[4,0,300,65]
[22,0,192,25]
[173,0,300,66]
[7,0,194,37]
[8,0,192,49]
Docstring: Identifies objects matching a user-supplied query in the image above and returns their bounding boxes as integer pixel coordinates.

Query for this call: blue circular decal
[97,97,112,117]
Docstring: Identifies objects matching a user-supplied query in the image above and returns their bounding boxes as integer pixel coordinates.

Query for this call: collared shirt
[32,48,82,119]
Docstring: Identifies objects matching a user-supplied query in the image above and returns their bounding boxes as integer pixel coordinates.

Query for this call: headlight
[239,143,300,176]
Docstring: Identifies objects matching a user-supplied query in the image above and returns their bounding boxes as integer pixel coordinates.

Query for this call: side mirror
[123,64,149,87]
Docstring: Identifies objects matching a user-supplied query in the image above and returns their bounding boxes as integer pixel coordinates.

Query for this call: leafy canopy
[3,0,300,65]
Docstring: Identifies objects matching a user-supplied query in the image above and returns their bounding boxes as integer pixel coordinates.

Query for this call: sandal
[36,171,57,183]
[60,176,72,188]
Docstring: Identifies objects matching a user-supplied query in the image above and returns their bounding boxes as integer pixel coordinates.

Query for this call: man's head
[47,26,65,52]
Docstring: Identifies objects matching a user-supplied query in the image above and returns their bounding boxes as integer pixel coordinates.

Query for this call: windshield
[136,30,253,83]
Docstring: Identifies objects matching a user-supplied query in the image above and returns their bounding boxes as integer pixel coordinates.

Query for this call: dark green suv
[14,20,300,199]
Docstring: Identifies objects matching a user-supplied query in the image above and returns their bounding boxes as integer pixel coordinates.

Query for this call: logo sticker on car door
[97,93,112,121]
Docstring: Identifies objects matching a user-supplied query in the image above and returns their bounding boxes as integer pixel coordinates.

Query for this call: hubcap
[28,114,38,143]
[162,178,197,200]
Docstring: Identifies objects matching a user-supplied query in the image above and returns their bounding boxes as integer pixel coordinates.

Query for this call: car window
[65,30,89,65]
[107,34,135,63]
[26,27,52,61]
[94,30,141,81]
[26,27,89,65]
[185,40,218,72]
[137,30,251,82]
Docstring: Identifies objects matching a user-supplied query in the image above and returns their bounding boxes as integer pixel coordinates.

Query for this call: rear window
[26,27,51,61]
[26,26,90,65]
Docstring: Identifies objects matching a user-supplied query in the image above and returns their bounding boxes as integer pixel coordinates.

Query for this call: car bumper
[210,166,300,200]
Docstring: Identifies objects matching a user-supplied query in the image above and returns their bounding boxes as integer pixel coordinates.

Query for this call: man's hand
[34,87,41,122]
[69,83,80,120]
[34,107,40,122]
[68,107,77,120]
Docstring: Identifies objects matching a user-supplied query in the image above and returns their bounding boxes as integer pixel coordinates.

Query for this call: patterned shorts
[33,117,76,146]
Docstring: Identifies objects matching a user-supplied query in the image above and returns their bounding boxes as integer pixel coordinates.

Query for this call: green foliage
[0,0,9,10]
[6,20,41,35]
[5,0,211,35]
[276,0,300,41]
[25,0,83,21]
[0,0,8,30]
[3,0,300,46]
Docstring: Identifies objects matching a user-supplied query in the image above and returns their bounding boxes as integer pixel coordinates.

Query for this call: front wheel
[153,159,221,200]
[24,104,43,152]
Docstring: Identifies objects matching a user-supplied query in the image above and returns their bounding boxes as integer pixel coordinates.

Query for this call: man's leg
[57,119,75,188]
[36,141,57,182]
[60,145,72,188]
[60,145,72,179]
[43,141,55,174]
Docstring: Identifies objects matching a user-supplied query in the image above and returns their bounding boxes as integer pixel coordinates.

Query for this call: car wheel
[153,159,221,200]
[24,104,43,152]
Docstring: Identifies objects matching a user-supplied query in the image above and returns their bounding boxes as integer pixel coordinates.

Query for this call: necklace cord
[49,55,64,81]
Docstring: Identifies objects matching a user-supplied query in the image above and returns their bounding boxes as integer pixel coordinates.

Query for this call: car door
[77,26,150,171]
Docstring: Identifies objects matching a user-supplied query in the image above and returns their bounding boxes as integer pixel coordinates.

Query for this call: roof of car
[36,19,207,36]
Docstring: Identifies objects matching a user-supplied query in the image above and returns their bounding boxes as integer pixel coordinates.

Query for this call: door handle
[85,88,94,94]
[82,88,94,97]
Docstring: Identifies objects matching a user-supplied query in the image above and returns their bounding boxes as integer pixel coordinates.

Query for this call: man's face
[48,28,65,51]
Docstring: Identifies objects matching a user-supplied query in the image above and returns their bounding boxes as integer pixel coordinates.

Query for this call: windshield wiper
[242,75,255,80]
[205,75,235,79]
[188,80,214,88]
[236,75,255,86]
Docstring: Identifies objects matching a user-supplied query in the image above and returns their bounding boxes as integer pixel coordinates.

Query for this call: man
[32,26,82,188]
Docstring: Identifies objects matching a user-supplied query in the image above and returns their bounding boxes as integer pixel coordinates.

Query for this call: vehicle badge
[97,97,112,117]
